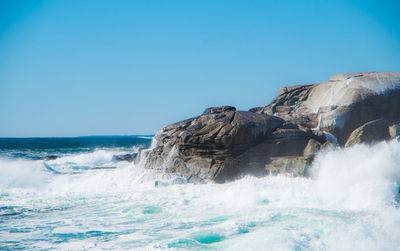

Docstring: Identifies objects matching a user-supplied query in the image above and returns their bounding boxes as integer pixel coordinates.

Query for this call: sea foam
[1,140,400,250]
[310,139,400,210]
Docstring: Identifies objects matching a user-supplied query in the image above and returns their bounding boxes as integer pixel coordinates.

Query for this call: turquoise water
[1,137,400,250]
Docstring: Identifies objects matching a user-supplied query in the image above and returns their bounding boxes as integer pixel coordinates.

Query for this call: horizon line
[0,134,155,139]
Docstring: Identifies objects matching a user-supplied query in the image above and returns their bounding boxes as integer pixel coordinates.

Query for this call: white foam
[0,158,50,190]
[50,147,140,165]
[2,140,400,249]
[310,139,400,210]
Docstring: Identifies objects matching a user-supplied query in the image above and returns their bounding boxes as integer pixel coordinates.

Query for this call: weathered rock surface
[250,72,400,145]
[112,153,137,162]
[389,123,400,139]
[137,72,400,183]
[345,119,391,147]
[139,106,327,183]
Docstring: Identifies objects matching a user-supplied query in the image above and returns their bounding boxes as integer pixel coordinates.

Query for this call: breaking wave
[1,140,400,250]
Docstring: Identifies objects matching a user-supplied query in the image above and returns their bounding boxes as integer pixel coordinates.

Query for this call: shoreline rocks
[137,72,400,183]
[138,106,328,183]
[345,119,391,147]
[112,153,137,162]
[250,72,400,145]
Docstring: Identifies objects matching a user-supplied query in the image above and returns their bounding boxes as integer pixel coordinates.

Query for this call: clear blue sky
[1,0,399,137]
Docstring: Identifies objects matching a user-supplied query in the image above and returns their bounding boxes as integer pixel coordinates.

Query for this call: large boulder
[250,72,400,145]
[138,106,327,183]
[345,119,391,147]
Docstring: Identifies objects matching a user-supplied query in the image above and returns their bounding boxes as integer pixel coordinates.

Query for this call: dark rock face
[345,119,391,147]
[139,106,327,183]
[152,107,286,157]
[45,155,58,161]
[112,153,137,162]
[137,72,400,183]
[250,84,316,128]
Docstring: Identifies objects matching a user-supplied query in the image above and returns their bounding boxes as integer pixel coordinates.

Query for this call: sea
[1,136,400,250]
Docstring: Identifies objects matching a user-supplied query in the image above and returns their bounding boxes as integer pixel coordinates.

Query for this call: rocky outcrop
[250,72,400,145]
[345,119,391,147]
[137,72,400,183]
[389,123,400,139]
[112,153,137,162]
[139,106,327,183]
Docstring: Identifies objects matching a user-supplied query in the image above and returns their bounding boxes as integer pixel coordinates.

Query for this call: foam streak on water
[1,141,400,250]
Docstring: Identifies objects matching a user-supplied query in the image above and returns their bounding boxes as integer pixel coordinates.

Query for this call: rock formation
[112,153,137,162]
[137,72,400,183]
[345,119,391,147]
[389,123,400,139]
[139,106,328,183]
[250,72,400,145]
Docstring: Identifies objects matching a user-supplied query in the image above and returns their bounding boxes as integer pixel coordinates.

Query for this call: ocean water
[1,136,400,250]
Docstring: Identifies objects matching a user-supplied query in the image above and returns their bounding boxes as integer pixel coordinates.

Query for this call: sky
[0,0,399,137]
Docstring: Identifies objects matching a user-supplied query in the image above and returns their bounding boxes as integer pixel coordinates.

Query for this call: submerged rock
[154,177,188,187]
[45,155,58,161]
[112,153,137,162]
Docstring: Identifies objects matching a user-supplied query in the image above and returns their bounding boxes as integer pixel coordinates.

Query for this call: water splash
[310,139,400,210]
[1,140,400,250]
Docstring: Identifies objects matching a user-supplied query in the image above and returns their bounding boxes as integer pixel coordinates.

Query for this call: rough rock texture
[345,119,391,147]
[137,72,400,183]
[139,106,327,183]
[389,123,400,139]
[112,153,137,162]
[250,72,400,145]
